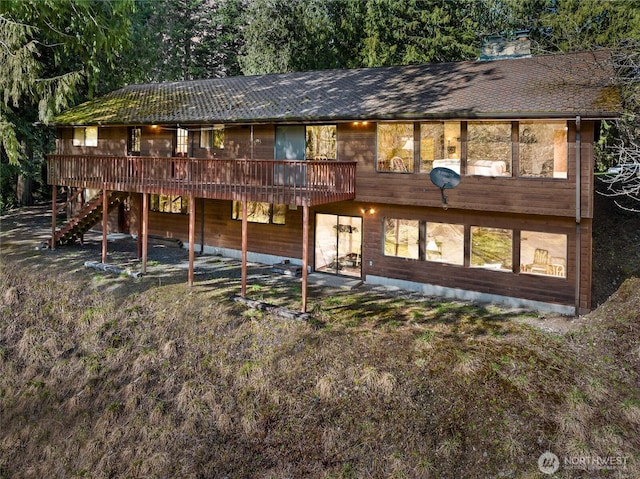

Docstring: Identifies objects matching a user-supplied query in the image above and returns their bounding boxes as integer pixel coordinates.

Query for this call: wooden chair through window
[529,248,549,274]
[390,156,408,172]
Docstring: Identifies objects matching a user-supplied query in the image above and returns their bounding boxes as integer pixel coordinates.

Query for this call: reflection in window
[129,127,141,155]
[306,125,337,160]
[377,123,414,172]
[72,126,98,147]
[200,125,224,149]
[232,201,286,224]
[176,127,189,155]
[470,226,512,271]
[384,218,419,259]
[150,194,189,214]
[426,222,464,265]
[467,122,511,176]
[420,122,461,174]
[521,231,567,277]
[519,122,567,178]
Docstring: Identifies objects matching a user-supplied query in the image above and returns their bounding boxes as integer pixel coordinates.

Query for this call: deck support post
[241,200,248,297]
[137,193,142,258]
[51,186,57,250]
[302,204,309,313]
[142,193,149,274]
[101,186,109,263]
[188,195,196,287]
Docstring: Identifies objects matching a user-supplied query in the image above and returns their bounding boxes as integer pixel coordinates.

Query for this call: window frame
[128,127,141,155]
[175,127,189,156]
[383,217,421,259]
[376,123,416,173]
[72,126,98,147]
[231,201,287,225]
[374,120,569,180]
[200,124,225,150]
[150,194,189,215]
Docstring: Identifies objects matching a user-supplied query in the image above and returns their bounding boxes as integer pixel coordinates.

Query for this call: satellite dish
[429,167,461,209]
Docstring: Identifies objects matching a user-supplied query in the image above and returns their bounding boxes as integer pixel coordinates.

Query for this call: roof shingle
[52,50,621,126]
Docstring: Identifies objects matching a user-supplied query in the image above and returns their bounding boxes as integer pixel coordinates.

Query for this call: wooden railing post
[101,186,109,263]
[188,194,195,287]
[51,186,57,250]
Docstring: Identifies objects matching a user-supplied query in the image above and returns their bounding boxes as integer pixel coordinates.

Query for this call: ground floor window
[150,194,189,214]
[384,218,420,259]
[426,222,464,264]
[470,226,513,271]
[232,201,286,224]
[382,218,567,278]
[520,231,567,277]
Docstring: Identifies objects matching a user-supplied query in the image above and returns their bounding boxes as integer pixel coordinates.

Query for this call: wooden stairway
[49,191,129,247]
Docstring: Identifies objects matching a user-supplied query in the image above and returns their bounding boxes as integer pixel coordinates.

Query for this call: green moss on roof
[52,50,622,126]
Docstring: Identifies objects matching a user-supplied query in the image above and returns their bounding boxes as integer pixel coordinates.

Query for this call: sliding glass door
[315,213,362,277]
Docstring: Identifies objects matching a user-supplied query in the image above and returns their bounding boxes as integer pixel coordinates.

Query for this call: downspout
[575,116,581,316]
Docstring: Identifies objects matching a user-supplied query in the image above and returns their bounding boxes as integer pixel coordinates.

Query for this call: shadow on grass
[2,205,534,338]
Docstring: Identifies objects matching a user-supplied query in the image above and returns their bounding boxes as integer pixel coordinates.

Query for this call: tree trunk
[16,174,33,206]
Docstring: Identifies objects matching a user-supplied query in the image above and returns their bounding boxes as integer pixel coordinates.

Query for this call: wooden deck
[47,155,357,206]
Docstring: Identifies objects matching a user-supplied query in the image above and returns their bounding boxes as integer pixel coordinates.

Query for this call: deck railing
[47,155,357,206]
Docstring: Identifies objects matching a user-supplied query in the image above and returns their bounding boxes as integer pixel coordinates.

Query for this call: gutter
[575,115,581,316]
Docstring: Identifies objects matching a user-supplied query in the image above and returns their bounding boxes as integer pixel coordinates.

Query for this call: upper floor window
[519,122,567,178]
[467,122,512,177]
[72,126,98,147]
[128,127,141,155]
[420,122,461,174]
[377,123,414,172]
[306,125,337,160]
[200,125,224,149]
[175,127,189,156]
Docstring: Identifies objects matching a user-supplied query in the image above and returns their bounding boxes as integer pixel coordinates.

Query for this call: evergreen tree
[0,0,134,207]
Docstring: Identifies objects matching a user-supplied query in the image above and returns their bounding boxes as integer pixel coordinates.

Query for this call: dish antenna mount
[429,167,461,210]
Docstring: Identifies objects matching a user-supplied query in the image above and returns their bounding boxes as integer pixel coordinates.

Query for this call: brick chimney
[479,30,531,61]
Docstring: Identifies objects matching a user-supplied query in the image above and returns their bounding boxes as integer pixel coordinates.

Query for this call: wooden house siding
[54,117,599,312]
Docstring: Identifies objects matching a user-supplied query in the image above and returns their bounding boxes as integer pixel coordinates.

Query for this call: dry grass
[1,252,639,478]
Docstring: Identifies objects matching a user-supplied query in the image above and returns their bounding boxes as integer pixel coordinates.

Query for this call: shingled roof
[53,50,621,126]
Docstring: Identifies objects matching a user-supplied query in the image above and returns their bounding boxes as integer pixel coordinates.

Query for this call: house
[47,49,621,315]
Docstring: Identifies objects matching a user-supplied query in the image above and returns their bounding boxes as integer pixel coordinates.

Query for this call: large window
[521,231,567,277]
[150,194,189,214]
[175,127,189,156]
[72,126,98,147]
[466,122,512,177]
[232,201,286,225]
[426,222,464,265]
[519,122,567,178]
[377,123,414,172]
[420,122,461,173]
[200,125,224,149]
[470,226,513,271]
[306,125,337,160]
[384,218,419,259]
